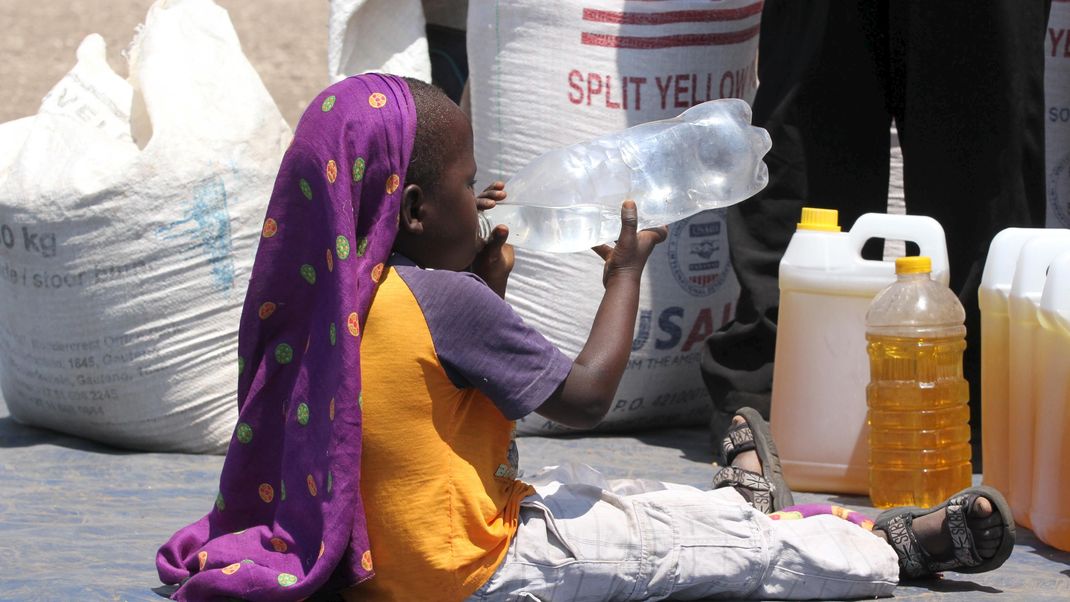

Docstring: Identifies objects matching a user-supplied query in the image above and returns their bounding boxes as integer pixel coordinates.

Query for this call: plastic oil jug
[865,256,971,508]
[1007,235,1070,527]
[770,208,948,494]
[979,228,1070,496]
[1031,250,1070,551]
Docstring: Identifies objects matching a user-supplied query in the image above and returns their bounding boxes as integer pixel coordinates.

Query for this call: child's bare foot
[872,487,1014,578]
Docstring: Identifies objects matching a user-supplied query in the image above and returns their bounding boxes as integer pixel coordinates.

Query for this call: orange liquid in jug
[866,334,973,509]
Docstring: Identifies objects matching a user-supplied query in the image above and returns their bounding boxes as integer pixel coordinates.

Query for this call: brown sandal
[874,485,1015,579]
[711,407,794,513]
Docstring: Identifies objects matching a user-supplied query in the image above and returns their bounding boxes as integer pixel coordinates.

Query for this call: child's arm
[535,201,667,429]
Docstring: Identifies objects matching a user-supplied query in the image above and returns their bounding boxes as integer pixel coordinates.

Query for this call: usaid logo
[1051,151,1070,228]
[667,210,730,297]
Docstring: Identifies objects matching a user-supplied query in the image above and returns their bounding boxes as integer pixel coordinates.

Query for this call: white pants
[469,464,898,601]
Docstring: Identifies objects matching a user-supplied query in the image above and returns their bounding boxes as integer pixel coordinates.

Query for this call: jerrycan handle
[847,213,950,285]
[1011,235,1070,299]
[1040,250,1070,317]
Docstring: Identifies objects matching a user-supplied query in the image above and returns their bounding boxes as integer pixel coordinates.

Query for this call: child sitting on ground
[157,74,1015,601]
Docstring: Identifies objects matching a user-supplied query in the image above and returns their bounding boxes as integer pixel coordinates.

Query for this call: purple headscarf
[157,73,416,600]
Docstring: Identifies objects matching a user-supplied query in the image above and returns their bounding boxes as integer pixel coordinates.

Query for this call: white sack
[468,0,762,434]
[1047,3,1070,228]
[328,0,432,83]
[0,0,290,453]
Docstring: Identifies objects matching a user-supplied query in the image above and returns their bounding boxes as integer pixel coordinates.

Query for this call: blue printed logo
[156,176,235,291]
[666,210,731,297]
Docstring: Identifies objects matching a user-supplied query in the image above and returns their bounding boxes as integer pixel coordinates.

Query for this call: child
[157,74,1014,601]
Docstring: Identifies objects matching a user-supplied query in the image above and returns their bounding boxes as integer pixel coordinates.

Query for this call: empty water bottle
[478,99,771,253]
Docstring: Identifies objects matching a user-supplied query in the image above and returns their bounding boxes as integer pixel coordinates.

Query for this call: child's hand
[473,224,514,299]
[472,181,511,298]
[477,180,506,211]
[592,201,668,287]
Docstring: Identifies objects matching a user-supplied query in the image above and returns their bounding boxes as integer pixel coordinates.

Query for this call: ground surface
[3,397,1070,601]
[0,0,327,127]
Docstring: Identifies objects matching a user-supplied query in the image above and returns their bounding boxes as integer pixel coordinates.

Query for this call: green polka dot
[352,157,366,182]
[327,471,333,493]
[300,264,316,285]
[275,343,294,364]
[297,403,310,426]
[232,529,246,535]
[236,422,253,444]
[215,492,226,511]
[278,573,298,587]
[321,95,336,112]
[358,391,363,409]
[329,323,337,346]
[299,178,313,200]
[336,235,351,260]
[281,480,287,502]
[356,237,369,257]
[241,559,254,565]
[238,356,245,375]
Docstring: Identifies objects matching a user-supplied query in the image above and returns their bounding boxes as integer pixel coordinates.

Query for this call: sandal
[711,406,794,513]
[874,485,1016,579]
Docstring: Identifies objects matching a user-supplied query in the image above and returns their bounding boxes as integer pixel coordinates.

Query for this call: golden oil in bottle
[866,334,972,508]
[865,256,972,509]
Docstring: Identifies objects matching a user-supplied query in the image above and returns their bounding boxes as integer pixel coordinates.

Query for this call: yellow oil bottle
[865,256,972,508]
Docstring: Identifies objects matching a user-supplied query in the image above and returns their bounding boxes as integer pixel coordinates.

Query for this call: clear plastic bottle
[477,98,771,253]
[865,256,972,509]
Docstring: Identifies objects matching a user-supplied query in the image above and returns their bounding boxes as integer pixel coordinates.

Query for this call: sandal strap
[712,465,774,514]
[882,513,928,579]
[926,491,983,572]
[720,422,757,466]
[883,492,984,579]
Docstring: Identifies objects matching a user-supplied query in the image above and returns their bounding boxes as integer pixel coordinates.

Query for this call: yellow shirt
[355,261,570,601]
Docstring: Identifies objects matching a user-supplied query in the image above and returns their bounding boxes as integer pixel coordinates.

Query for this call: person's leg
[470,465,899,601]
[701,0,893,441]
[890,0,1052,451]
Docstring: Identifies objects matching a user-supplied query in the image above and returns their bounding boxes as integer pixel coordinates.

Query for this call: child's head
[394,77,482,271]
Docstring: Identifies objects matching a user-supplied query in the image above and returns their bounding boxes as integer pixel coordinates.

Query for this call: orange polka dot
[197,550,208,571]
[329,397,336,421]
[326,159,338,184]
[270,537,288,553]
[221,562,241,575]
[368,92,387,108]
[347,312,361,337]
[307,474,318,497]
[319,541,325,559]
[361,550,373,571]
[326,248,334,272]
[259,483,275,503]
[262,218,278,238]
[258,302,277,320]
[371,263,384,283]
[386,173,400,195]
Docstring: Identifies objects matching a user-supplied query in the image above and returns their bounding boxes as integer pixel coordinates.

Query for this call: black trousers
[700,0,1052,453]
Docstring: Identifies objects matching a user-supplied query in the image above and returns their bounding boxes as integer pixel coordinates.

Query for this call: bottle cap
[895,256,932,274]
[797,207,841,232]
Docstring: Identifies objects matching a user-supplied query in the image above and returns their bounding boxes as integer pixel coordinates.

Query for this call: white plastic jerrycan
[770,208,948,494]
[978,228,1070,496]
[1007,233,1070,528]
[1031,250,1070,551]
